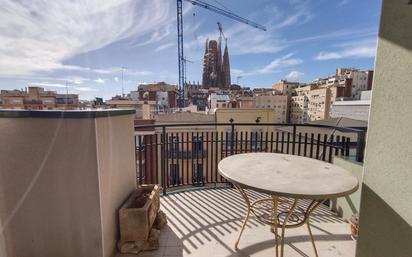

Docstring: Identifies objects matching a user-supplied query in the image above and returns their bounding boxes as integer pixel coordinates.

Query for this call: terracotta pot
[349,214,359,240]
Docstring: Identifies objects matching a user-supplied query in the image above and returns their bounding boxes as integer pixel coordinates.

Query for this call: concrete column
[0,109,136,257]
[356,1,412,256]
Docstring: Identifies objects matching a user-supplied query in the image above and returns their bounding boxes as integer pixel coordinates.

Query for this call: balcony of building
[134,122,366,196]
[116,188,356,257]
[0,109,364,257]
[1,2,412,257]
[125,122,366,257]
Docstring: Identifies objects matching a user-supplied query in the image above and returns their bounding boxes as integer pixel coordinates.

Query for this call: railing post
[230,118,235,155]
[161,126,167,196]
[134,135,138,183]
[356,130,366,162]
[292,125,296,155]
[138,135,143,185]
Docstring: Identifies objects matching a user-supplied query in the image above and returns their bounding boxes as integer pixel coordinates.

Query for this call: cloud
[0,0,175,77]
[155,43,175,52]
[274,0,313,30]
[94,78,105,83]
[93,67,122,74]
[289,27,377,44]
[92,67,152,76]
[257,53,303,74]
[338,0,350,6]
[130,24,174,48]
[68,77,88,84]
[184,0,312,56]
[73,86,97,92]
[314,38,377,60]
[28,81,96,92]
[286,71,304,80]
[231,53,303,77]
[186,22,285,55]
[29,82,66,88]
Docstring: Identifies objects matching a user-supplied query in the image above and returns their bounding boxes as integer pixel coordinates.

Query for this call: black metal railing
[135,122,367,195]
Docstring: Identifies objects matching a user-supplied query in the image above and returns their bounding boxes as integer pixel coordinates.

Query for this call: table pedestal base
[234,185,325,257]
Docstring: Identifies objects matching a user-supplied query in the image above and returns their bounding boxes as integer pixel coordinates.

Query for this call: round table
[218,153,358,257]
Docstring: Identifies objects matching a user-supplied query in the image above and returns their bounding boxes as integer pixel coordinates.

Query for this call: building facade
[331,90,372,121]
[0,87,79,110]
[336,68,373,99]
[137,82,178,110]
[272,80,300,96]
[207,93,231,112]
[254,95,288,123]
[307,88,331,121]
[290,94,309,124]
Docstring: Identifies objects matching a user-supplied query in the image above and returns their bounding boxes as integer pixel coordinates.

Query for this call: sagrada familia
[201,39,231,89]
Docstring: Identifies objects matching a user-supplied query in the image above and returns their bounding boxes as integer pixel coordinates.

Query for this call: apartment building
[137,82,178,110]
[272,80,300,96]
[106,99,157,119]
[290,95,309,124]
[254,95,288,123]
[290,84,315,124]
[153,112,215,185]
[331,90,372,121]
[336,68,373,99]
[307,87,332,121]
[0,87,79,110]
[207,93,231,112]
[216,108,277,152]
[235,96,255,108]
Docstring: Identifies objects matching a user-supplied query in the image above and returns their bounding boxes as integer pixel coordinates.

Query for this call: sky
[0,0,382,100]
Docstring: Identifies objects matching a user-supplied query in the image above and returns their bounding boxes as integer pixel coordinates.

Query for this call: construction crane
[176,0,267,109]
[182,56,193,84]
[217,21,226,42]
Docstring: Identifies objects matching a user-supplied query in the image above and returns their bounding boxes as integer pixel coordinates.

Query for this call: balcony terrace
[117,188,355,257]
[134,122,366,195]
[125,122,366,257]
[1,2,411,257]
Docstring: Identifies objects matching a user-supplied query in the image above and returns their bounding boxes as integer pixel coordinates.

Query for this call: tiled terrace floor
[118,188,355,257]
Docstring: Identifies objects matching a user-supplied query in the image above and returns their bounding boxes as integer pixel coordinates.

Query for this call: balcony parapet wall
[0,109,136,257]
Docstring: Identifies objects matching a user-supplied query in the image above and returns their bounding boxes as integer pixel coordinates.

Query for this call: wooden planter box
[119,185,160,242]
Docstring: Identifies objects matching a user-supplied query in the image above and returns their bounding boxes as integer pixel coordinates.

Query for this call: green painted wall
[356,1,412,256]
[332,157,363,221]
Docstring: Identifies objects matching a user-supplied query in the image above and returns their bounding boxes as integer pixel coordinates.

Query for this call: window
[169,164,180,185]
[168,136,179,153]
[251,130,262,150]
[192,136,203,152]
[192,164,204,184]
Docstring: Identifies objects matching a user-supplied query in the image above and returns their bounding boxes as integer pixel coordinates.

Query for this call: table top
[218,153,359,199]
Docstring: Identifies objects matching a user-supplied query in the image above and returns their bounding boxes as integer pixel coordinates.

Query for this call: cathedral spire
[222,41,231,88]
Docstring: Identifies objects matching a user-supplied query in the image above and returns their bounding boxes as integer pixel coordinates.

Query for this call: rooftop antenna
[65,80,72,110]
[236,76,243,85]
[121,67,127,97]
